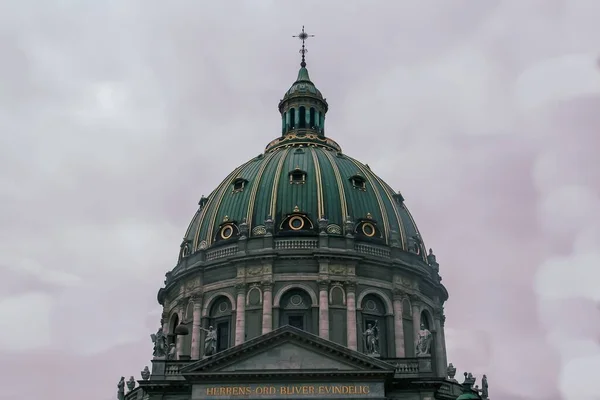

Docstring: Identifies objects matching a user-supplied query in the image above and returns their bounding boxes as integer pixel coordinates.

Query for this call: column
[235,283,246,346]
[440,315,448,368]
[175,303,184,359]
[411,296,421,352]
[261,281,273,334]
[190,295,203,359]
[392,292,405,357]
[346,282,357,350]
[434,315,445,377]
[318,280,330,340]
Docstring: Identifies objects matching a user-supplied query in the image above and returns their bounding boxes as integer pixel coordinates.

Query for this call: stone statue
[117,377,125,400]
[415,322,432,356]
[446,363,457,381]
[140,366,150,381]
[201,326,217,356]
[481,374,488,399]
[150,327,167,358]
[362,322,380,356]
[126,376,135,391]
[167,343,177,360]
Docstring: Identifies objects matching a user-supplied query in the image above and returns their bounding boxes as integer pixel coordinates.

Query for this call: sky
[0,1,599,399]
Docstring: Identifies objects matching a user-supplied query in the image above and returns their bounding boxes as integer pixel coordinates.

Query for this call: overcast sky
[1,1,599,400]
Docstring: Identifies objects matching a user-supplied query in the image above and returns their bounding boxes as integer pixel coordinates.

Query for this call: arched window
[280,289,313,333]
[402,298,414,357]
[289,108,296,129]
[329,285,347,346]
[360,294,387,357]
[168,313,179,346]
[299,106,306,128]
[209,296,233,353]
[309,107,316,128]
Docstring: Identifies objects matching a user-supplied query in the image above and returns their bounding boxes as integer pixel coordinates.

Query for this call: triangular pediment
[181,325,395,375]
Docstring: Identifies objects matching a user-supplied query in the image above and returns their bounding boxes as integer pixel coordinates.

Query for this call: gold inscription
[204,384,371,397]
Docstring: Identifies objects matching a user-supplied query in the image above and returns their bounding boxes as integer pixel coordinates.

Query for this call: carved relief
[329,265,347,275]
[247,266,263,276]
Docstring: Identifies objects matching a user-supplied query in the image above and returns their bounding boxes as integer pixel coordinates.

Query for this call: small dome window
[350,174,367,191]
[289,167,307,185]
[232,178,248,193]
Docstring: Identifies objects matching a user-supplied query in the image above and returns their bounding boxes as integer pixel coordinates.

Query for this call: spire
[293,26,314,68]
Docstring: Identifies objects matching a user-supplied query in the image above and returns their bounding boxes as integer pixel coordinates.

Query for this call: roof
[184,141,425,256]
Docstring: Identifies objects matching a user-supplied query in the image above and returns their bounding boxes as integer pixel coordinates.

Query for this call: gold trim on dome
[269,147,292,222]
[321,149,348,226]
[366,212,373,219]
[367,173,408,249]
[293,205,300,213]
[246,150,280,235]
[288,216,305,231]
[193,159,253,250]
[220,225,234,240]
[349,157,390,244]
[222,215,230,222]
[309,147,324,220]
[362,222,376,237]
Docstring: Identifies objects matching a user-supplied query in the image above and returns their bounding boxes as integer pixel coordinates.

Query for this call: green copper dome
[182,64,428,261]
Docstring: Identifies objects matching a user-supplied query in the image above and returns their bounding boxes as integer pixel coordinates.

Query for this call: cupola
[278,26,329,136]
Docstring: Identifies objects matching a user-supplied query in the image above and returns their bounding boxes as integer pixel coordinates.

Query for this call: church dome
[184,134,426,258]
[181,61,428,262]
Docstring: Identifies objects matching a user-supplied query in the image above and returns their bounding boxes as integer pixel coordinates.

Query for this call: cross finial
[293,26,314,68]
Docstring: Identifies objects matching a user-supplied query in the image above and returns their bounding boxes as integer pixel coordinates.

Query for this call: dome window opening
[350,174,367,191]
[309,107,316,129]
[289,167,307,185]
[288,216,305,231]
[232,178,248,193]
[361,222,376,237]
[289,108,296,129]
[299,106,307,128]
[214,216,240,243]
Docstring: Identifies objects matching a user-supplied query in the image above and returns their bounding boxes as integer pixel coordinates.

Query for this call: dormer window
[232,178,248,193]
[350,174,366,191]
[289,167,307,185]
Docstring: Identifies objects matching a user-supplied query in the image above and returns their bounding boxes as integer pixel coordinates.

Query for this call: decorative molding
[356,288,394,315]
[202,291,237,317]
[273,283,318,307]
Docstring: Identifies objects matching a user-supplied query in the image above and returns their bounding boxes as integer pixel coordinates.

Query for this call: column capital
[392,288,404,300]
[408,293,421,304]
[261,280,273,291]
[317,278,330,291]
[234,282,247,294]
[344,280,357,293]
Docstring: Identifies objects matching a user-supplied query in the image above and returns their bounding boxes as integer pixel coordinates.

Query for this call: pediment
[181,325,394,375]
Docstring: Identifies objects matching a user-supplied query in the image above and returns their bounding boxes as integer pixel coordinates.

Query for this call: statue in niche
[150,327,167,358]
[201,326,217,356]
[362,322,380,356]
[415,322,432,356]
[167,343,177,360]
[481,374,489,399]
[117,377,125,400]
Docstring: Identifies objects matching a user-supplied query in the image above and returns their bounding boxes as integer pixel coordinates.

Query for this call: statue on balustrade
[415,322,432,356]
[201,326,217,357]
[150,327,167,358]
[117,377,125,400]
[481,374,489,399]
[363,322,380,356]
[167,343,177,360]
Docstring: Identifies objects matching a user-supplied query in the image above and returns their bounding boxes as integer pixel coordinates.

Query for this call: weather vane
[293,26,314,68]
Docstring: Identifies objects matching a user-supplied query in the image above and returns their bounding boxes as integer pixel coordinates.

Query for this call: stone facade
[120,33,488,400]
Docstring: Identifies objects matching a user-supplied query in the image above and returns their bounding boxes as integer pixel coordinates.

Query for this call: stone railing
[381,357,426,375]
[206,245,238,261]
[355,243,391,258]
[150,359,190,379]
[274,238,319,250]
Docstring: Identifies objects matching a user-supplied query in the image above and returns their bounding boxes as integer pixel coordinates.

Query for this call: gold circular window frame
[361,222,376,237]
[288,216,305,231]
[220,225,234,240]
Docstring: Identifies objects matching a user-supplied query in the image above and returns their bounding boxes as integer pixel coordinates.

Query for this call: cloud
[0,292,54,352]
